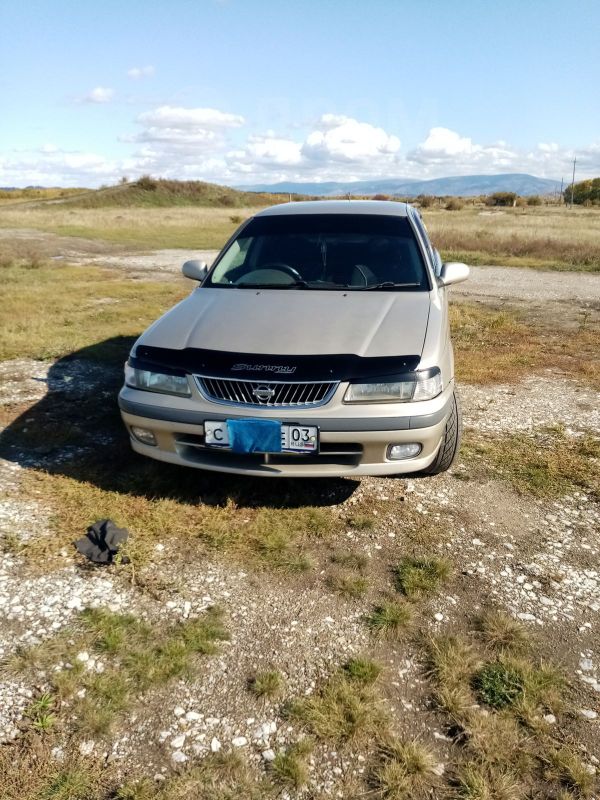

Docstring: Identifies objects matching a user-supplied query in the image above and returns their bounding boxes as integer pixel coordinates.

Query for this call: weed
[248,670,284,699]
[370,739,438,799]
[270,740,312,789]
[287,672,385,743]
[475,610,530,653]
[328,571,369,599]
[40,768,98,800]
[367,602,412,638]
[330,550,369,571]
[394,556,451,598]
[474,661,525,709]
[547,748,596,797]
[343,657,381,686]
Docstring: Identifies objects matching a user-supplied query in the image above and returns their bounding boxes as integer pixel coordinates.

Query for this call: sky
[1,0,599,188]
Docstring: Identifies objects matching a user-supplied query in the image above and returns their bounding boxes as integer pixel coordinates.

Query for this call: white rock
[434,613,444,622]
[432,763,445,777]
[173,706,185,717]
[170,734,186,749]
[76,651,89,663]
[186,711,202,722]
[579,658,594,672]
[79,740,95,756]
[232,736,248,747]
[211,737,221,752]
[579,709,598,720]
[262,748,276,762]
[171,750,187,764]
[543,714,556,724]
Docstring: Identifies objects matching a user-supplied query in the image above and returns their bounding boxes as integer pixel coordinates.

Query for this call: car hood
[138,288,431,358]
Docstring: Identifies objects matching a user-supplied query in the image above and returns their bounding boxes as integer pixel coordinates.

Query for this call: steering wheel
[259,263,303,281]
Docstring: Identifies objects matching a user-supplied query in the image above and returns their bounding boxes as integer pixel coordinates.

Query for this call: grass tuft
[270,740,312,789]
[475,610,530,653]
[367,601,412,638]
[370,739,438,799]
[343,657,382,686]
[546,748,597,798]
[394,556,451,598]
[327,571,369,599]
[248,670,284,699]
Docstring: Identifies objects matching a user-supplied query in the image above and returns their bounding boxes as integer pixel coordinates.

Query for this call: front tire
[422,390,462,475]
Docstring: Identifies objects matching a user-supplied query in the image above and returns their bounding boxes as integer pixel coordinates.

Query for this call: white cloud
[302,114,401,163]
[127,65,155,79]
[82,86,114,104]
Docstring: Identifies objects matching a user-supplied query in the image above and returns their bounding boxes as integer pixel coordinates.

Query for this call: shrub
[445,197,463,211]
[526,195,542,206]
[136,175,158,191]
[486,191,517,207]
[373,193,390,201]
[566,177,600,205]
[417,194,435,208]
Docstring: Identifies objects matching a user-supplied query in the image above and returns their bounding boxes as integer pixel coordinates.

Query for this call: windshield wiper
[233,280,311,289]
[360,282,420,290]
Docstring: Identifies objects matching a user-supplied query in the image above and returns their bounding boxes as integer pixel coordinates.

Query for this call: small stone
[432,763,445,777]
[185,711,202,721]
[171,750,187,764]
[173,706,185,717]
[543,714,556,724]
[434,613,444,622]
[579,658,594,672]
[76,651,89,663]
[262,748,276,762]
[211,737,221,752]
[579,709,598,720]
[472,538,483,546]
[79,740,95,756]
[170,734,186,749]
[232,736,248,747]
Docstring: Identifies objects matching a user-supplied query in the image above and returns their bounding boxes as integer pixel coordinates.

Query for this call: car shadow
[0,336,359,509]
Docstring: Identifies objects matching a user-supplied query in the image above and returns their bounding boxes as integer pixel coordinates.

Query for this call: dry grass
[287,671,386,743]
[450,302,600,389]
[369,739,439,799]
[0,260,187,361]
[366,601,413,638]
[0,205,259,250]
[423,205,600,271]
[394,556,451,599]
[247,670,284,699]
[475,610,531,654]
[462,430,600,499]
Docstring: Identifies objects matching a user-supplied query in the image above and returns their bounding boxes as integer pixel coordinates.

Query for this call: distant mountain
[235,173,562,197]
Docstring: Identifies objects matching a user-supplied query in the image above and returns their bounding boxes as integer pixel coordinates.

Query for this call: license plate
[204,420,319,453]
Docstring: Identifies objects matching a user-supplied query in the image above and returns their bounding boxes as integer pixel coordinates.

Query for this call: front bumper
[118,382,453,478]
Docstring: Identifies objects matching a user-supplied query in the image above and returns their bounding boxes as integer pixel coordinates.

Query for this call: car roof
[254,199,411,217]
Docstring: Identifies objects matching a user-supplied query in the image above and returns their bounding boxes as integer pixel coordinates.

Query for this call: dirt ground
[0,232,598,798]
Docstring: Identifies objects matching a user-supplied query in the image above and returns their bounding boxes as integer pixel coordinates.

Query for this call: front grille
[195,376,338,408]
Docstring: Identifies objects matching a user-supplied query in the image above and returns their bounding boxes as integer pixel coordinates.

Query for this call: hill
[53,178,294,209]
[236,173,562,197]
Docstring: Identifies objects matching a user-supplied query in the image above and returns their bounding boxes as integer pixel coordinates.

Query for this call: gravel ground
[0,242,598,794]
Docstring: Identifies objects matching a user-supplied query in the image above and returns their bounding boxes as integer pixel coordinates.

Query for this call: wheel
[422,390,462,475]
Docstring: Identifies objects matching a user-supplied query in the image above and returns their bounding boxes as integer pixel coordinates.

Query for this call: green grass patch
[248,670,284,699]
[269,740,312,790]
[367,601,412,638]
[343,657,382,686]
[394,556,451,599]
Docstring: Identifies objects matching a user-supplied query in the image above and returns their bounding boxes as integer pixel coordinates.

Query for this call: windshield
[206,213,429,290]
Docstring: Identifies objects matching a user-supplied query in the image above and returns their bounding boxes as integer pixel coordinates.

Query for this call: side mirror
[182,260,208,281]
[439,261,469,287]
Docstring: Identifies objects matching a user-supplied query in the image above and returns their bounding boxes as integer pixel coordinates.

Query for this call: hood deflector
[132,345,423,383]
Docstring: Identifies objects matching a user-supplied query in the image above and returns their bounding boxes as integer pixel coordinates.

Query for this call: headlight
[125,364,191,397]
[344,371,442,403]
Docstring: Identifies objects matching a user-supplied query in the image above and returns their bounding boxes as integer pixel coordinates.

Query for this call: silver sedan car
[118,200,469,477]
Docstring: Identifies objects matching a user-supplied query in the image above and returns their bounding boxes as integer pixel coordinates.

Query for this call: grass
[450,301,600,388]
[248,670,284,699]
[370,739,438,799]
[0,259,188,362]
[463,430,600,499]
[366,601,412,638]
[546,748,597,798]
[394,556,451,599]
[327,570,369,598]
[476,610,530,654]
[287,670,386,743]
[10,606,228,737]
[343,657,382,686]
[423,204,600,271]
[269,740,312,789]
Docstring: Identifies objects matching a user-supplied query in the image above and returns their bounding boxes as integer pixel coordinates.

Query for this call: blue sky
[1,0,598,187]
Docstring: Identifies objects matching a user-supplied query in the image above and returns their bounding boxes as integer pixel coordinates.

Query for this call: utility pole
[559,177,564,205]
[569,157,577,208]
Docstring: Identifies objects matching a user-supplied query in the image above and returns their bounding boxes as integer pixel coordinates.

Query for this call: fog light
[387,443,421,460]
[131,426,157,446]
